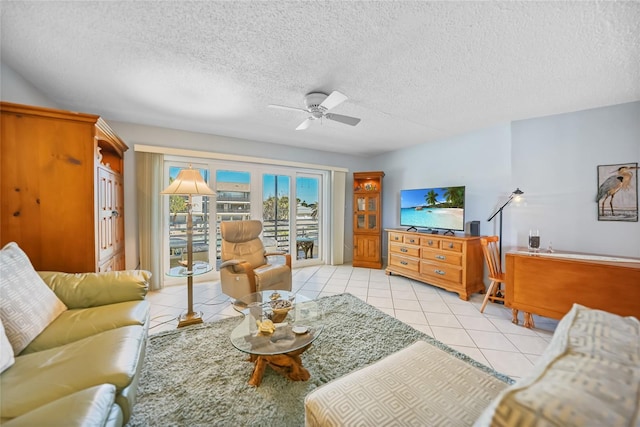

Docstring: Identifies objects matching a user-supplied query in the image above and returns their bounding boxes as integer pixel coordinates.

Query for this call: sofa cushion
[474,304,640,427]
[1,384,118,427]
[0,242,67,354]
[0,325,146,420]
[37,270,150,308]
[0,318,15,373]
[21,300,150,354]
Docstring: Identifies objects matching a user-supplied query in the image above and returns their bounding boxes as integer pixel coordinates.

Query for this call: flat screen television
[400,186,465,233]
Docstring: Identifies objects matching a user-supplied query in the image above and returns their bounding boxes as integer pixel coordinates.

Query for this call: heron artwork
[596,164,639,218]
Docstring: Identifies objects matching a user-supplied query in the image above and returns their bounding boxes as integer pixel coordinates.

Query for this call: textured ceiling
[1,1,639,156]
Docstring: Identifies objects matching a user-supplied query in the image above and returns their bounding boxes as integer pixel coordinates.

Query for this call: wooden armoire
[0,102,128,273]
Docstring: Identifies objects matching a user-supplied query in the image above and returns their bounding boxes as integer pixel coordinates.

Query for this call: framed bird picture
[596,162,638,222]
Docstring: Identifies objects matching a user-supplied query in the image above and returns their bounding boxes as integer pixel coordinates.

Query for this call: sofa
[305,303,640,426]
[0,242,151,426]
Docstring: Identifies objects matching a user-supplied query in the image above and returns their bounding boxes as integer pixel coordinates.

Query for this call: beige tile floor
[147,264,558,380]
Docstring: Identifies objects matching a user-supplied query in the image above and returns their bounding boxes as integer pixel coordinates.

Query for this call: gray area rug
[128,293,512,426]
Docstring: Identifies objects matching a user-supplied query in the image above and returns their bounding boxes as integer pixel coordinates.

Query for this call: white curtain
[136,152,164,290]
[330,170,347,265]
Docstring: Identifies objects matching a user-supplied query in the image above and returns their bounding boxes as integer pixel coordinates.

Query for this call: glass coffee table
[230,290,324,386]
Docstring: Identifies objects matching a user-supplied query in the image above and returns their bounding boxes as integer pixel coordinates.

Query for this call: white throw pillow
[0,242,67,354]
[0,317,15,373]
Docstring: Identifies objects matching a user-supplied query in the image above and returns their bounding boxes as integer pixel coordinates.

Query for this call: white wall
[511,102,640,257]
[372,102,640,259]
[370,124,513,258]
[4,60,638,265]
[109,121,370,268]
[1,62,59,108]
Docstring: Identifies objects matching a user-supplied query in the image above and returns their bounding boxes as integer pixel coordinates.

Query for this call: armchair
[219,220,292,300]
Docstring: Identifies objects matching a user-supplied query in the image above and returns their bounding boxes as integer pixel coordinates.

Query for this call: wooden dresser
[385,229,484,300]
[505,250,640,324]
[0,102,128,273]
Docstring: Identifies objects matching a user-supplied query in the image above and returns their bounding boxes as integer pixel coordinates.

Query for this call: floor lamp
[487,188,524,257]
[161,166,215,328]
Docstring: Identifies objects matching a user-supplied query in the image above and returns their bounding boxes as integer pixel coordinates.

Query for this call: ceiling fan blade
[296,118,313,130]
[268,104,308,113]
[325,113,361,126]
[320,91,348,111]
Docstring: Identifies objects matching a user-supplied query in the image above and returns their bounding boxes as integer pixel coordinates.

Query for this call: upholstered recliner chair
[219,220,292,300]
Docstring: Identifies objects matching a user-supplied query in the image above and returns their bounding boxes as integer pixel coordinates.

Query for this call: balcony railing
[168,216,319,268]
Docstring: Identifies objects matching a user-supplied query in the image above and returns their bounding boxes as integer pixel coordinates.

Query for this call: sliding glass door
[165,163,213,270]
[262,174,291,253]
[295,175,321,263]
[163,159,327,284]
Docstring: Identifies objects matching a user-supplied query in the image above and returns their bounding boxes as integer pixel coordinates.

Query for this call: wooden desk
[505,250,640,327]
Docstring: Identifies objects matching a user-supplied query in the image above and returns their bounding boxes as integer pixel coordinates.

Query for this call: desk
[296,238,314,259]
[505,250,640,327]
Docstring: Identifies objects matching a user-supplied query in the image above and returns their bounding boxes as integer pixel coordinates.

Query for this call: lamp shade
[161,168,215,196]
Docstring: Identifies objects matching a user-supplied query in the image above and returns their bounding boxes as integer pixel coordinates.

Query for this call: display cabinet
[353,171,384,268]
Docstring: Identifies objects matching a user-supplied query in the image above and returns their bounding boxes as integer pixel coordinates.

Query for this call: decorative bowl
[270,299,292,323]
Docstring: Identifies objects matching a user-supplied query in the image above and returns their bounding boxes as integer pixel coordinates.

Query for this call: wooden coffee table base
[247,344,312,387]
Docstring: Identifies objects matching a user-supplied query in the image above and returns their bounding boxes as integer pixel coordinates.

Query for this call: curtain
[136,151,164,290]
[330,170,346,265]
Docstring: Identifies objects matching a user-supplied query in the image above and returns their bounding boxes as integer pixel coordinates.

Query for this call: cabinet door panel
[354,235,381,263]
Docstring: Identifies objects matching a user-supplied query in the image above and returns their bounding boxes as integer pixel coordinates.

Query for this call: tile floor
[147,264,559,380]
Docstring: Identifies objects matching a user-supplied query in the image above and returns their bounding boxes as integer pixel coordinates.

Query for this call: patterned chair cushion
[474,304,640,427]
[0,242,67,354]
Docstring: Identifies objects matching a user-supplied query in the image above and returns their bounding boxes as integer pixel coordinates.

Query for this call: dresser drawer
[421,248,462,266]
[390,254,420,272]
[389,232,404,243]
[421,237,440,249]
[403,235,420,245]
[420,261,462,284]
[390,242,420,258]
[441,240,463,252]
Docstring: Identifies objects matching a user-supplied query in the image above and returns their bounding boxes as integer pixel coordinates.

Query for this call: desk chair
[480,236,535,327]
[480,236,506,313]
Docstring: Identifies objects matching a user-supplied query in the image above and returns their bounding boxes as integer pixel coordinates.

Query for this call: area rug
[128,293,512,426]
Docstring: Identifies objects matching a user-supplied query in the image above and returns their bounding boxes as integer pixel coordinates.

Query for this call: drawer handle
[435,269,446,275]
[408,239,416,243]
[400,261,408,266]
[436,255,446,260]
[400,247,408,253]
[448,243,454,249]
[427,240,433,245]
[394,237,400,241]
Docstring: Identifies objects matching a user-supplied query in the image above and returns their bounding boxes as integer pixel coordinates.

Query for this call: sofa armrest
[2,384,118,427]
[38,270,151,309]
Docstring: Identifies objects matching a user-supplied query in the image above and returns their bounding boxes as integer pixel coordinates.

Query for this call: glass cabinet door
[354,194,379,232]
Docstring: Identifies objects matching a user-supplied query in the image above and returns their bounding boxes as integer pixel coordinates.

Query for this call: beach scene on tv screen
[401,187,465,230]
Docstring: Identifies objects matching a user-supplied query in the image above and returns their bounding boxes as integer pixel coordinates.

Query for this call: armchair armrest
[265,252,292,269]
[220,260,256,275]
[219,259,243,269]
[219,259,257,295]
[37,270,151,309]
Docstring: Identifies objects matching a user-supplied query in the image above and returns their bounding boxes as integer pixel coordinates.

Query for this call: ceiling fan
[268,91,361,130]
